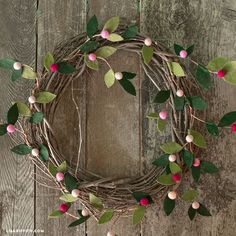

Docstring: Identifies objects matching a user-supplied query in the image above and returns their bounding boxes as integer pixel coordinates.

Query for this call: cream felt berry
[31,148,39,157]
[81,208,90,217]
[144,37,152,46]
[56,172,64,182]
[28,95,36,104]
[107,231,115,236]
[59,203,69,213]
[186,134,194,143]
[50,63,58,72]
[101,30,110,39]
[176,89,184,97]
[179,50,188,58]
[168,191,177,200]
[192,201,200,209]
[114,72,123,80]
[7,124,15,133]
[13,62,22,70]
[168,154,177,162]
[71,189,80,198]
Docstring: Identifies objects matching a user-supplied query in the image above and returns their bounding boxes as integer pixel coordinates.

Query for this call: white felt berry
[192,201,200,209]
[107,231,115,236]
[186,134,194,143]
[144,37,152,46]
[168,154,177,162]
[115,72,123,80]
[81,209,89,217]
[31,148,39,157]
[176,89,184,97]
[28,96,36,104]
[168,191,177,200]
[71,189,80,198]
[13,62,22,70]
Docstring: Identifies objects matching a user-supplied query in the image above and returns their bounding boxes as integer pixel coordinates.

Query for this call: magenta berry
[101,30,110,39]
[7,124,15,133]
[88,53,97,61]
[179,50,188,58]
[56,172,64,182]
[172,173,181,183]
[139,197,149,206]
[217,69,226,78]
[59,203,69,213]
[193,158,200,167]
[231,123,236,133]
[159,111,167,120]
[50,63,58,72]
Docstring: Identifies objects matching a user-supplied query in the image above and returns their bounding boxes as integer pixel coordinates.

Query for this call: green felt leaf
[147,112,158,119]
[153,90,170,104]
[68,216,89,227]
[49,210,64,218]
[160,142,183,154]
[87,15,98,38]
[174,96,185,111]
[96,46,117,58]
[28,112,44,124]
[224,71,236,85]
[0,124,7,136]
[122,25,138,39]
[22,65,37,79]
[98,209,114,224]
[11,144,32,155]
[84,55,99,70]
[188,206,197,221]
[157,174,174,185]
[0,58,15,70]
[186,45,194,56]
[218,111,236,127]
[57,62,76,74]
[57,161,67,173]
[142,45,153,64]
[39,144,49,162]
[44,52,54,71]
[167,62,185,77]
[200,161,218,174]
[181,150,194,168]
[7,103,19,125]
[187,96,208,110]
[181,189,198,201]
[60,194,78,203]
[11,68,22,81]
[188,129,207,148]
[197,204,211,216]
[133,206,145,225]
[131,192,153,204]
[191,166,201,182]
[152,154,169,167]
[16,102,31,116]
[174,44,184,55]
[205,122,219,136]
[103,16,119,33]
[35,91,57,104]
[104,69,115,88]
[89,193,103,210]
[80,41,98,53]
[122,72,136,80]
[169,162,182,174]
[222,61,236,72]
[157,118,167,134]
[107,33,123,42]
[164,195,175,216]
[207,57,229,72]
[48,162,57,177]
[196,64,212,90]
[119,78,136,96]
[64,173,78,192]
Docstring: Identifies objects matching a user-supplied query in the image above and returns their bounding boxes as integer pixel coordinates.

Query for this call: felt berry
[179,50,188,58]
[88,53,97,61]
[59,203,69,213]
[31,148,39,157]
[193,158,200,167]
[172,173,181,183]
[101,30,110,39]
[13,62,22,70]
[231,123,236,133]
[176,89,184,97]
[107,231,115,236]
[159,111,167,120]
[168,191,177,200]
[144,37,152,46]
[139,197,149,206]
[81,208,89,217]
[56,172,64,182]
[7,124,15,133]
[168,154,177,162]
[217,69,226,78]
[28,95,36,104]
[192,201,200,209]
[71,189,80,198]
[50,63,58,72]
[186,134,194,143]
[114,72,123,80]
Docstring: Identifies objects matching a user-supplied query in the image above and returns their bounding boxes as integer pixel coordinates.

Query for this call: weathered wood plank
[0,1,37,235]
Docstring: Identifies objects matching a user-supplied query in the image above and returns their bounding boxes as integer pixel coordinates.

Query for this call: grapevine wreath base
[1,16,236,235]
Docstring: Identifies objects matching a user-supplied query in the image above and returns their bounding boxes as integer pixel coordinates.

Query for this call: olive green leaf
[48,162,57,177]
[104,69,115,88]
[107,33,123,42]
[11,144,32,155]
[89,193,103,210]
[207,57,229,72]
[98,209,114,224]
[167,62,185,77]
[96,46,117,58]
[142,45,153,64]
[181,189,198,201]
[103,16,119,32]
[160,142,183,154]
[157,174,175,185]
[169,162,182,174]
[16,102,31,116]
[44,52,54,71]
[57,161,67,173]
[157,118,167,134]
[87,15,98,38]
[22,65,37,79]
[49,210,64,218]
[133,206,145,225]
[188,129,207,148]
[35,91,57,104]
[147,112,159,119]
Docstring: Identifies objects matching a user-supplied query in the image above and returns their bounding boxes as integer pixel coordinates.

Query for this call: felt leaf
[191,166,201,182]
[160,142,183,154]
[22,65,37,79]
[39,144,49,162]
[28,112,44,124]
[0,58,15,70]
[87,15,98,38]
[84,55,99,70]
[205,122,219,136]
[131,192,153,204]
[174,96,185,111]
[57,62,76,74]
[181,189,198,201]
[7,103,19,125]
[60,194,78,203]
[197,204,211,216]
[188,206,197,221]
[107,33,124,42]
[103,16,119,33]
[142,45,153,64]
[186,45,194,56]
[104,69,115,88]
[35,91,56,104]
[48,162,57,177]
[122,25,138,39]
[181,150,194,168]
[188,129,207,148]
[222,61,236,72]
[153,90,170,104]
[16,102,31,116]
[49,210,64,218]
[80,41,98,53]
[196,64,212,90]
[147,112,158,119]
[122,72,136,80]
[11,68,22,81]
[57,161,67,173]
[187,96,208,110]
[157,118,167,134]
[64,173,78,192]
[224,71,236,85]
[207,57,229,72]
[157,174,174,185]
[132,206,145,225]
[11,144,32,155]
[96,46,117,58]
[68,216,89,227]
[164,195,175,216]
[200,161,218,174]
[98,209,114,224]
[165,165,171,174]
[169,162,182,174]
[218,111,236,127]
[167,62,185,77]
[152,154,169,167]
[173,44,184,55]
[118,79,136,96]
[0,124,7,136]
[44,52,54,71]
[89,193,103,210]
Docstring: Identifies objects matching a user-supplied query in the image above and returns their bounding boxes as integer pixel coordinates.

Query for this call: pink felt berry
[88,53,97,61]
[59,203,69,213]
[7,124,15,133]
[172,173,181,183]
[193,158,200,167]
[28,95,36,104]
[217,69,226,78]
[50,63,58,72]
[13,62,22,70]
[168,154,177,162]
[144,37,152,46]
[56,172,64,182]
[231,123,236,133]
[192,201,200,209]
[186,134,194,143]
[81,208,89,217]
[71,189,80,198]
[101,30,110,39]
[114,72,123,80]
[159,111,167,120]
[31,148,39,157]
[168,191,177,200]
[176,89,184,97]
[107,231,115,236]
[140,197,149,206]
[179,50,188,58]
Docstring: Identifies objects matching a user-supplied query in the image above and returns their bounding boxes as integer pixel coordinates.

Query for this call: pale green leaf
[96,46,117,58]
[57,161,67,173]
[35,91,57,104]
[49,210,64,218]
[157,174,175,185]
[16,102,31,116]
[169,162,182,174]
[103,16,120,32]
[147,113,158,119]
[89,193,103,210]
[142,45,153,64]
[59,194,78,203]
[160,142,183,154]
[188,129,207,148]
[84,55,99,70]
[157,118,167,134]
[44,52,54,71]
[222,61,236,72]
[133,206,145,225]
[224,71,236,85]
[22,65,37,79]
[104,69,115,88]
[207,57,229,72]
[98,209,114,224]
[167,62,185,77]
[107,33,123,42]
[48,162,57,177]
[181,189,198,201]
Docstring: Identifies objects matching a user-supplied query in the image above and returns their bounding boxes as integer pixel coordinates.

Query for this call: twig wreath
[1,15,236,235]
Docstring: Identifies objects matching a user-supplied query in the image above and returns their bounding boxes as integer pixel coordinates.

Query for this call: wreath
[1,15,236,236]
